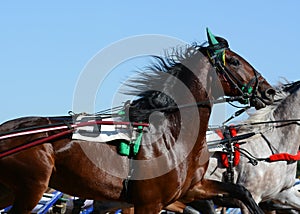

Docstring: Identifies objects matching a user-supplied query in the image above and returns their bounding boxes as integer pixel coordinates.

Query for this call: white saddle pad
[72,115,132,143]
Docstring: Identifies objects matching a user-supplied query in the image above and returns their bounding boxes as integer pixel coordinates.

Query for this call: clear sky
[1,1,299,124]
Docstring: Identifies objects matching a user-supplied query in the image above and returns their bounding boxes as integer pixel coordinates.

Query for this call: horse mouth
[251,87,275,109]
[250,98,267,110]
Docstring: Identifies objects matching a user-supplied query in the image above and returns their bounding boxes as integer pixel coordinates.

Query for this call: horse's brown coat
[0,35,274,213]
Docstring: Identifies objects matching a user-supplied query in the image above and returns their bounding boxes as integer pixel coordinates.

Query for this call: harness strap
[268,151,300,162]
[234,141,300,165]
[118,125,144,156]
[260,132,277,155]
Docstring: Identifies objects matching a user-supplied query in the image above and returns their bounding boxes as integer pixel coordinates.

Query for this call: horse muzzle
[251,87,276,109]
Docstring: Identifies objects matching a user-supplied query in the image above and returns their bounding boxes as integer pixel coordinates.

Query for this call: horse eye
[228,57,240,66]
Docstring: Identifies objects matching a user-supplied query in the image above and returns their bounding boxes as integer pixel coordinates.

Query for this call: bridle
[206,43,262,106]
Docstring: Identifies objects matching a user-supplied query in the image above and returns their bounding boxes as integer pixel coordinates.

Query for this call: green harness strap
[132,125,143,155]
[119,141,131,156]
[118,125,143,156]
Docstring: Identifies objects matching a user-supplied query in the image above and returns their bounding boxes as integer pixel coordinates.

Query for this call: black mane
[125,44,202,96]
[282,80,300,94]
[126,44,205,122]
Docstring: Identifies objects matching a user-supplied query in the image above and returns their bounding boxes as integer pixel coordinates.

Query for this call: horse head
[205,28,275,109]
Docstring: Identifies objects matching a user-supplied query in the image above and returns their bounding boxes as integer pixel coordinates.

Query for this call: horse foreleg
[182,179,263,214]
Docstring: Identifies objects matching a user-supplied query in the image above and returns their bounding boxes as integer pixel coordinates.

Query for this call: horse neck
[239,89,300,155]
[273,89,300,153]
[138,57,213,155]
[178,52,216,103]
[162,60,213,153]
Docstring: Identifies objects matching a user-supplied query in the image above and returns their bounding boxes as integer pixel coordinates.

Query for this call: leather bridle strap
[211,50,261,104]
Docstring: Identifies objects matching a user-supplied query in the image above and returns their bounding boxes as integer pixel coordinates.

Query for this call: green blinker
[206,28,224,62]
[206,27,219,46]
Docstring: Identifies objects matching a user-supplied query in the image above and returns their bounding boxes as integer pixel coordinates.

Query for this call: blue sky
[1,1,299,124]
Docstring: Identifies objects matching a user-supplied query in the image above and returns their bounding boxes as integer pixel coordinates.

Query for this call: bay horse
[187,81,300,214]
[0,29,274,214]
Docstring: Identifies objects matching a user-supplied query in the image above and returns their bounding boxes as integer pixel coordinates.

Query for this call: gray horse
[201,81,300,214]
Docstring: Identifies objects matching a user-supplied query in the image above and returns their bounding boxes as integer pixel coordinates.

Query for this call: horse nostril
[265,88,276,100]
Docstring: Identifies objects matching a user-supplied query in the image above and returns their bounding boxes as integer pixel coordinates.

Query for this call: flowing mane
[126,43,211,122]
[125,37,230,98]
[125,44,204,95]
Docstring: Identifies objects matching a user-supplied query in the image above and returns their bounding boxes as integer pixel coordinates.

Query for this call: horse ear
[206,28,219,46]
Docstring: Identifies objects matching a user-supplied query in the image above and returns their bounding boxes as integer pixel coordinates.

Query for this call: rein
[140,96,246,113]
[235,119,300,128]
[0,129,73,159]
[0,96,243,142]
[0,95,248,160]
